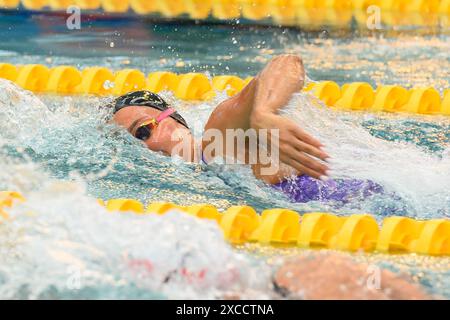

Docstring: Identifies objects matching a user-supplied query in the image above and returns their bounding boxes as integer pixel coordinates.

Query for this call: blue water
[0,12,449,299]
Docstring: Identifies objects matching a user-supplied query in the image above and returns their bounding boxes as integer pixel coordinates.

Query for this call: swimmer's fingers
[290,126,326,154]
[294,140,329,163]
[281,146,328,179]
[283,156,323,180]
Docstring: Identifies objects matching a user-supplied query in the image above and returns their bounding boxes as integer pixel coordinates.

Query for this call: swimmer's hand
[251,54,329,179]
[251,111,329,179]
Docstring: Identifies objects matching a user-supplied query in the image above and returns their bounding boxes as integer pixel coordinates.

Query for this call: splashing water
[282,93,450,219]
[0,80,273,299]
[0,185,271,299]
[0,157,272,299]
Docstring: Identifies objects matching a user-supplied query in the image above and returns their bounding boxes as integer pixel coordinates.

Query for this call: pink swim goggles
[133,108,177,141]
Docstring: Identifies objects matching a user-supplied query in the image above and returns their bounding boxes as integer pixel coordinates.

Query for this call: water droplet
[103,80,115,90]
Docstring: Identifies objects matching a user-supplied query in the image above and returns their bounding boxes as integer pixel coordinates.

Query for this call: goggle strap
[156,107,177,124]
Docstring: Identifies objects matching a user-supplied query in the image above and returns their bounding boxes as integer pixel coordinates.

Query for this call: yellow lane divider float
[0,1,449,28]
[98,200,449,256]
[0,63,449,115]
[70,198,450,256]
[1,191,448,256]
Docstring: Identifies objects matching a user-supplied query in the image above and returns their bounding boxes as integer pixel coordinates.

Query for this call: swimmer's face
[113,106,193,158]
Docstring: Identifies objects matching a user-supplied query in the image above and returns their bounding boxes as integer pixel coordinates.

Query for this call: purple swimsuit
[201,154,383,203]
[273,175,384,203]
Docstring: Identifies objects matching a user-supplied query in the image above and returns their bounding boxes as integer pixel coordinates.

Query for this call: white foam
[282,93,450,218]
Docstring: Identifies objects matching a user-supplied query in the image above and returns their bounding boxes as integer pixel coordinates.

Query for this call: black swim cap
[108,90,189,129]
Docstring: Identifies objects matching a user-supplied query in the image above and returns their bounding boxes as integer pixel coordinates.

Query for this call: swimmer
[111,54,383,203]
[274,252,431,300]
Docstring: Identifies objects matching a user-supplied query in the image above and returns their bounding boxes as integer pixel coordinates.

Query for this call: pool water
[0,12,449,299]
